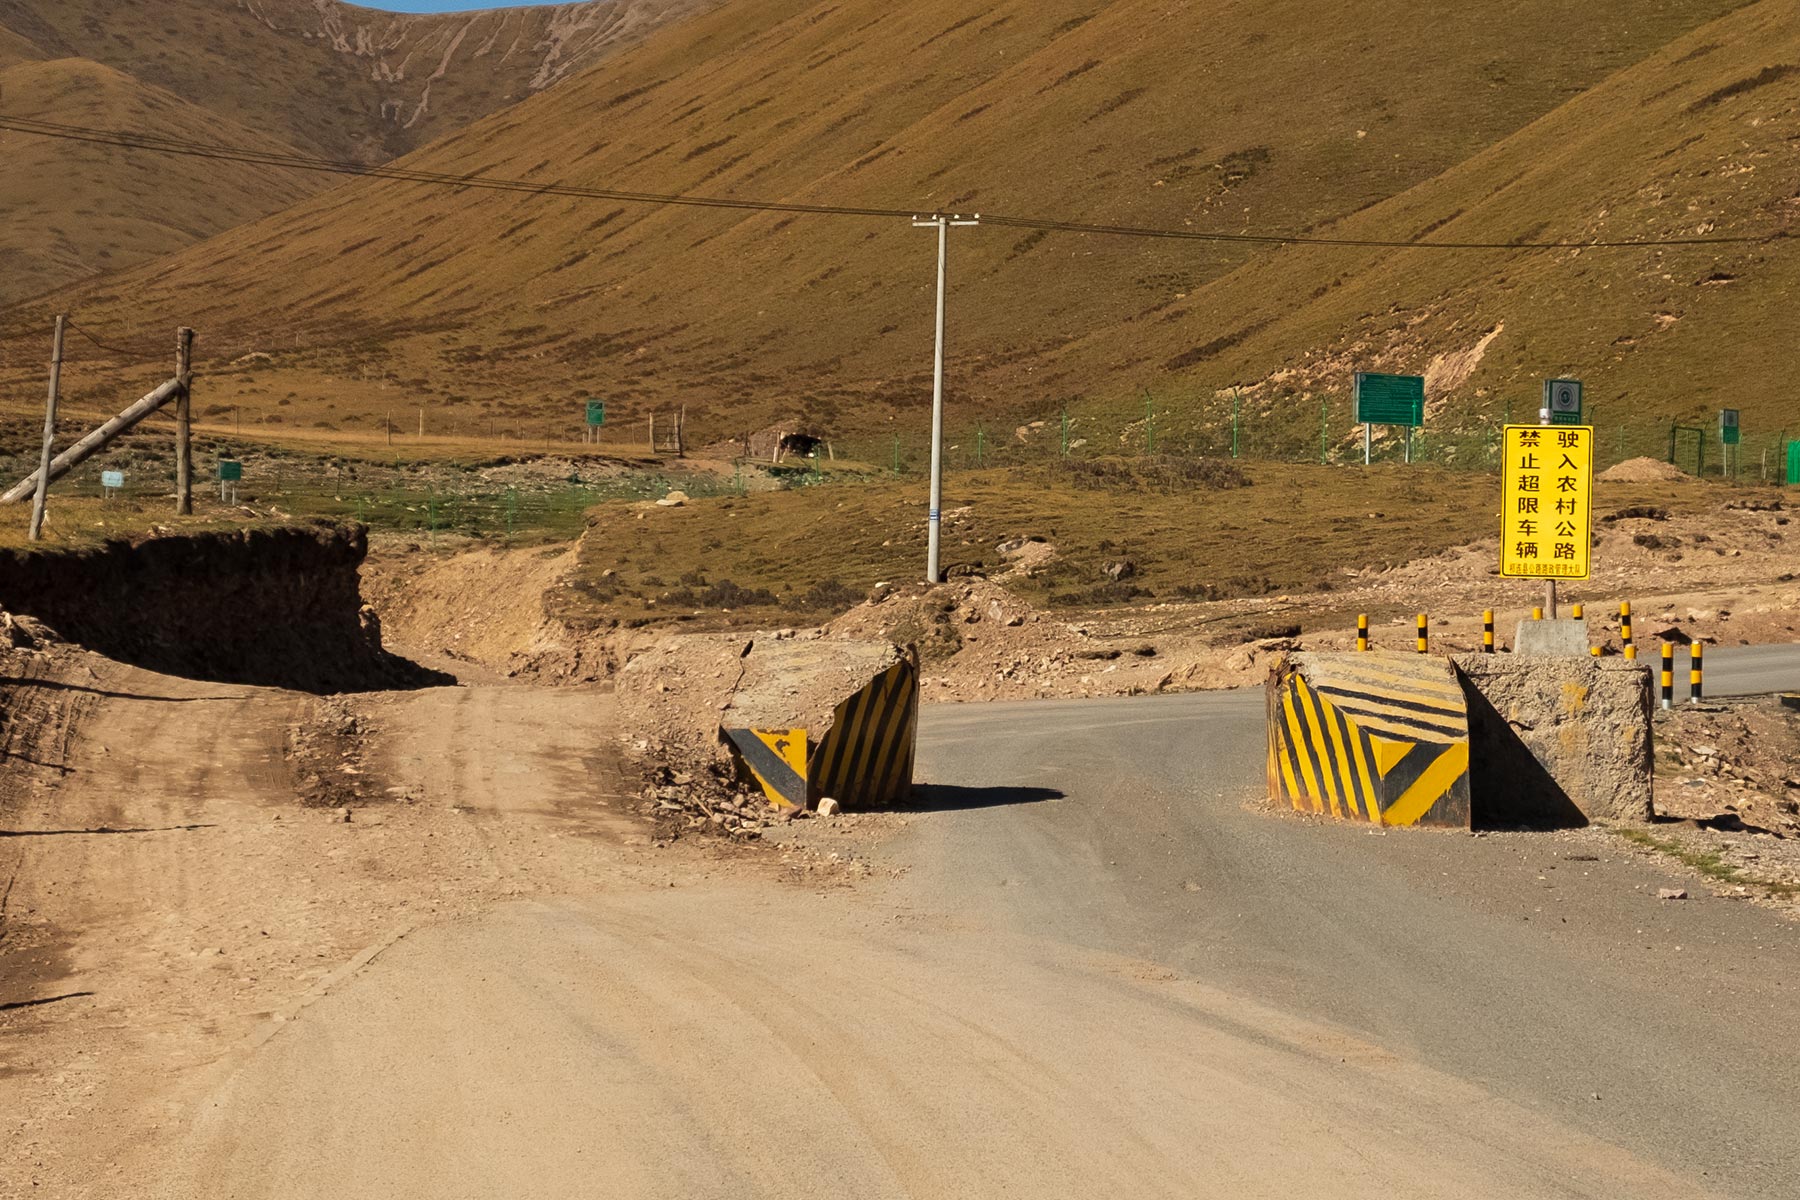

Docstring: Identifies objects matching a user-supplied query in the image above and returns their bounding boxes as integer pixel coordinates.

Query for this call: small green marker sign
[217,460,243,482]
[1719,409,1741,446]
[585,400,606,427]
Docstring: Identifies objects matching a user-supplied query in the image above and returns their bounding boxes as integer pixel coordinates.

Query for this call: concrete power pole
[911,212,979,584]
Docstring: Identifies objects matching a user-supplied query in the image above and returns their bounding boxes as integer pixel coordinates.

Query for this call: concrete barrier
[720,637,918,811]
[1513,617,1588,658]
[1452,654,1652,825]
[1266,651,1472,827]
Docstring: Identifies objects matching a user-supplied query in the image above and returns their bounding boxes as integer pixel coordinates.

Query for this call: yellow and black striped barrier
[1660,643,1674,710]
[809,656,919,807]
[1415,613,1429,654]
[1689,641,1703,702]
[1266,652,1471,828]
[1356,613,1369,653]
[723,726,810,810]
[1482,609,1494,653]
[723,656,919,811]
[1620,600,1633,655]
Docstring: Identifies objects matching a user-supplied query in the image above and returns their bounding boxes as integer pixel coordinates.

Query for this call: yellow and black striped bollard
[1660,643,1674,710]
[1690,641,1703,703]
[1416,613,1428,655]
[1482,609,1494,654]
[1356,613,1369,653]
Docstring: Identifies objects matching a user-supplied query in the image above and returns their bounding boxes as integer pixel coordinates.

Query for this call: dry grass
[557,462,1728,626]
[0,0,708,303]
[3,0,1778,460]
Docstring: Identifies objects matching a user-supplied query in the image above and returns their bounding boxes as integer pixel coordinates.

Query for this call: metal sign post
[911,212,980,583]
[585,400,606,445]
[1720,409,1741,480]
[101,469,124,499]
[1353,372,1425,465]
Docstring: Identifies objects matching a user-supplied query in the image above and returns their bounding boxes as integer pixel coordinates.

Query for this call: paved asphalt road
[97,645,1800,1198]
[903,645,1800,1198]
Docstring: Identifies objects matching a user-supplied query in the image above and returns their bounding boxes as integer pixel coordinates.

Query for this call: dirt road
[5,651,1799,1196]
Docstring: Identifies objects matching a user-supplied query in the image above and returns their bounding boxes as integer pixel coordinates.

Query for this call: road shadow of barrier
[1268,651,1652,830]
[895,784,1065,813]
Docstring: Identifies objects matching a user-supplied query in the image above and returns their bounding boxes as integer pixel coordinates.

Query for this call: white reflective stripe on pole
[927,216,947,584]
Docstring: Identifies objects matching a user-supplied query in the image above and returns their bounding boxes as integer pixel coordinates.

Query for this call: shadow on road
[898,784,1064,812]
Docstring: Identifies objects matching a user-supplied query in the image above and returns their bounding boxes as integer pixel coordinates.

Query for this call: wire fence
[0,451,747,545]
[834,397,1798,485]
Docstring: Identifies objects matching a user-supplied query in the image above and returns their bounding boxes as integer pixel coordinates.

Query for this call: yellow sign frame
[1499,424,1593,579]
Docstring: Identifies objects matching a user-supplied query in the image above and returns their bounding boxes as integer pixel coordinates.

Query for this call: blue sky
[365,1,550,12]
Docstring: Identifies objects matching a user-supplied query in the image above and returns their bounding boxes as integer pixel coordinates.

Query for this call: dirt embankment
[0,523,446,692]
[362,540,627,682]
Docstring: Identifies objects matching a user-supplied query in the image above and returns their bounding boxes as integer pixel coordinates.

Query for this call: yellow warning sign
[1499,425,1592,580]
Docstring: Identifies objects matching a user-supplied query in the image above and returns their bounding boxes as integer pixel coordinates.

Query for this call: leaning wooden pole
[175,327,194,515]
[28,315,65,541]
[3,376,185,504]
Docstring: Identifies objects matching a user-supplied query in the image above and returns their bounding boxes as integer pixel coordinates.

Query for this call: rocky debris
[285,697,383,811]
[637,763,798,842]
[1657,887,1689,900]
[818,797,841,816]
[0,610,56,650]
[656,490,690,507]
[1655,698,1800,835]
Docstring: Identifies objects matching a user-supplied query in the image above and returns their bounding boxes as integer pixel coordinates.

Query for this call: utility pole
[175,328,193,515]
[912,212,979,583]
[29,316,65,541]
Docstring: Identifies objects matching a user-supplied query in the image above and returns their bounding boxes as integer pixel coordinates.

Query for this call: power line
[64,319,165,361]
[0,114,1783,253]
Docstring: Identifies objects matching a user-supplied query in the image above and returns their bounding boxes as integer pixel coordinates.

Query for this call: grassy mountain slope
[0,58,317,303]
[1,0,1781,455]
[0,0,710,302]
[0,18,39,64]
[0,0,712,160]
[1115,0,1800,459]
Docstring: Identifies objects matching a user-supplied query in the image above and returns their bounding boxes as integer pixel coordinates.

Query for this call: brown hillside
[0,0,1783,457]
[0,0,712,302]
[0,17,39,64]
[0,0,713,161]
[0,58,316,304]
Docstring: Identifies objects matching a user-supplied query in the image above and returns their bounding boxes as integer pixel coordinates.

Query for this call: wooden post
[648,413,655,455]
[676,406,686,458]
[387,410,393,447]
[29,316,65,541]
[2,377,185,503]
[175,327,194,515]
[418,406,424,439]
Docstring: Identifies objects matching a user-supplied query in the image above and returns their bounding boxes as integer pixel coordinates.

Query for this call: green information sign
[1719,409,1741,446]
[217,460,243,482]
[1544,378,1583,426]
[586,400,606,427]
[1353,373,1425,427]
[1787,440,1800,486]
